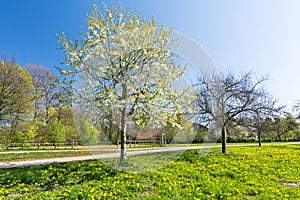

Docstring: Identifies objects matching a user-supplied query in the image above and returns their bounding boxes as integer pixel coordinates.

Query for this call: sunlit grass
[0,145,300,199]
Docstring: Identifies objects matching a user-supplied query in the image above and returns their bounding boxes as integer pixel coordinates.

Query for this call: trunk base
[222,126,226,154]
[120,148,126,163]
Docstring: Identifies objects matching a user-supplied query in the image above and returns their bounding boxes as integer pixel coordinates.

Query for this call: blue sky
[1,0,300,110]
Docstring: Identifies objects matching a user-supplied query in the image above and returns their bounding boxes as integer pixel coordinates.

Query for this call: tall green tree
[164,113,194,144]
[0,56,34,143]
[80,121,100,144]
[274,112,298,142]
[57,4,187,162]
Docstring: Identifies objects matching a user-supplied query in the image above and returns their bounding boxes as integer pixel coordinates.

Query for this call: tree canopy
[0,56,34,143]
[194,72,279,153]
[57,4,188,162]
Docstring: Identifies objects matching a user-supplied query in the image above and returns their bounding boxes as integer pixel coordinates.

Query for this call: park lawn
[0,151,110,162]
[0,145,300,199]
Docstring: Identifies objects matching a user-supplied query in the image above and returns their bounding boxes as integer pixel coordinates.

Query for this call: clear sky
[1,0,300,110]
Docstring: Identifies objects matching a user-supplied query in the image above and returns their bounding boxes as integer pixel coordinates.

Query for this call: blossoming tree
[57,4,187,162]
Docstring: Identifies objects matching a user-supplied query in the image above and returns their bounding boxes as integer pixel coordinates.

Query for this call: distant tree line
[1,54,300,151]
[0,56,97,145]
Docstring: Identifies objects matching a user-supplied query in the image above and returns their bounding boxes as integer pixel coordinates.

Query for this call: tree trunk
[284,132,287,142]
[120,107,127,163]
[120,85,127,163]
[258,131,261,147]
[277,133,281,142]
[57,107,62,122]
[120,130,126,162]
[222,126,226,154]
[9,112,19,142]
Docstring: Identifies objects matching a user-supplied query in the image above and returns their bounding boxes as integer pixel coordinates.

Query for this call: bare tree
[194,71,276,153]
[248,105,282,146]
[293,100,300,120]
[27,65,59,140]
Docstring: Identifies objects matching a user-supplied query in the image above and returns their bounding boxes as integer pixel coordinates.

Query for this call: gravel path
[0,142,298,169]
[0,145,237,169]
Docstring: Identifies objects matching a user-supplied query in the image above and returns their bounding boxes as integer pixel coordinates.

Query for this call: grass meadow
[0,145,300,199]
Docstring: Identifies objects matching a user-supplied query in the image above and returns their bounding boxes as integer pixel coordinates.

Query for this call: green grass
[124,141,294,149]
[0,146,79,151]
[0,151,94,162]
[0,145,300,199]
